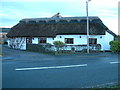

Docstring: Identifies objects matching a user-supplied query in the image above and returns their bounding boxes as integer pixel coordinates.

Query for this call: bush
[53,41,65,45]
[53,41,65,51]
[109,41,120,52]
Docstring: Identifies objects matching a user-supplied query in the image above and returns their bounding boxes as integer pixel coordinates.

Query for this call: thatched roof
[7,16,108,38]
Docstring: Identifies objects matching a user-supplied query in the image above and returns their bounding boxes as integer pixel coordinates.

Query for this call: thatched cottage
[7,13,116,51]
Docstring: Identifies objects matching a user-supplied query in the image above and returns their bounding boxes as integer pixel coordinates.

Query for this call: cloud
[1,0,118,34]
[1,0,80,2]
[0,13,7,17]
[90,0,119,8]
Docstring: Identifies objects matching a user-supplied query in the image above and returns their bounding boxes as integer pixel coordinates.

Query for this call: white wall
[8,32,114,51]
[51,33,114,51]
[101,31,114,50]
[32,38,38,44]
[8,37,26,50]
[54,35,87,45]
[47,38,54,44]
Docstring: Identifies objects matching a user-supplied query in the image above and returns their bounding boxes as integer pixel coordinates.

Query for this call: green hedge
[26,44,54,54]
[109,41,120,52]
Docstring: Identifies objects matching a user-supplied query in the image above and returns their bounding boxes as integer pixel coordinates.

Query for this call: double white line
[15,64,87,71]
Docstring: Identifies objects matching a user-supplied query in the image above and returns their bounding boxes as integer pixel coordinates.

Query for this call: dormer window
[59,20,68,23]
[38,20,46,24]
[28,21,36,24]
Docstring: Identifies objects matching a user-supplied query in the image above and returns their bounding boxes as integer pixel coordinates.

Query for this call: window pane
[65,38,74,44]
[39,38,46,43]
[26,37,32,44]
[89,38,97,44]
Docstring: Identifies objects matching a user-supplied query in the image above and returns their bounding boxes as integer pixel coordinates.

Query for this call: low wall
[26,44,101,55]
[26,44,55,54]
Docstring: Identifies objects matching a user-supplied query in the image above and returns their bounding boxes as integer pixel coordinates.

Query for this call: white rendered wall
[47,38,54,44]
[52,33,114,51]
[101,32,114,50]
[32,38,38,44]
[8,37,26,50]
[8,32,114,51]
[54,35,87,45]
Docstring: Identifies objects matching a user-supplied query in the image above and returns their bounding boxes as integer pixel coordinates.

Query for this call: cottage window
[65,38,74,44]
[26,37,32,44]
[39,38,46,43]
[89,38,97,44]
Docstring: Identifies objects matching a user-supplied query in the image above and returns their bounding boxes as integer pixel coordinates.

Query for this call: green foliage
[109,41,120,52]
[53,41,65,51]
[115,35,120,41]
[53,41,65,46]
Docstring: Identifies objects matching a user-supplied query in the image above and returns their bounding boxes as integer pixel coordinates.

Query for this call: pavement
[2,45,120,88]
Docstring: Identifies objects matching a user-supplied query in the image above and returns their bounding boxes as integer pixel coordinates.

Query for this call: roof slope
[7,16,108,37]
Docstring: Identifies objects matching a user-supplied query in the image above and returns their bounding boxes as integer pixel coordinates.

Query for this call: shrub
[53,41,65,51]
[53,41,65,45]
[109,41,120,52]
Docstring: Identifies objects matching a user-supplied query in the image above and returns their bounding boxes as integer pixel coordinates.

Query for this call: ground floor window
[89,38,97,44]
[65,38,74,44]
[38,38,47,43]
[26,37,32,44]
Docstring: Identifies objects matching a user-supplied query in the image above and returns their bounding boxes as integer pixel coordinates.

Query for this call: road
[2,45,119,88]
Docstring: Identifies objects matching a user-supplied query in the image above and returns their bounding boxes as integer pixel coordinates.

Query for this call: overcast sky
[0,0,119,34]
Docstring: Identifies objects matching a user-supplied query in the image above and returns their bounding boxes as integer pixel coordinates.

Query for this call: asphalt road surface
[2,45,119,88]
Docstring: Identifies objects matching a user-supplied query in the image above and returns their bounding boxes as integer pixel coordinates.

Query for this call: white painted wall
[47,38,54,44]
[54,35,87,45]
[50,33,114,51]
[101,31,114,50]
[32,38,38,44]
[8,31,114,51]
[8,37,26,50]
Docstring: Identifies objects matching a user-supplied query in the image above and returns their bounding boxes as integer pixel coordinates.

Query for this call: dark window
[20,21,26,24]
[89,38,97,44]
[26,37,32,44]
[39,38,47,43]
[65,38,74,44]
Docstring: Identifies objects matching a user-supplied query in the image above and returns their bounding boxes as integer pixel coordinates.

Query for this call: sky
[0,0,119,35]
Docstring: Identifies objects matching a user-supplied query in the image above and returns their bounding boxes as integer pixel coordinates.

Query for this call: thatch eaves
[7,16,108,38]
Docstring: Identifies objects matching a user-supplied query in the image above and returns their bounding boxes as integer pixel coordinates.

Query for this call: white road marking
[15,64,87,71]
[110,62,120,64]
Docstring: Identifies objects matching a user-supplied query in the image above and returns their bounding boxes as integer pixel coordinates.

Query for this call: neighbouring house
[7,13,116,52]
[0,28,10,44]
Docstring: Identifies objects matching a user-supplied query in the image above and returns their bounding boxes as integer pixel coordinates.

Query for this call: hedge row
[109,41,120,52]
[26,44,54,54]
